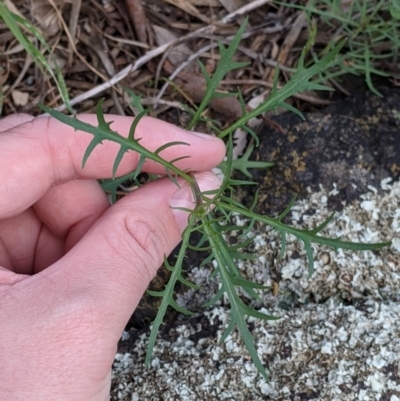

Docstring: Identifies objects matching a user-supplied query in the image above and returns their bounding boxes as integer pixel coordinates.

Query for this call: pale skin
[0,113,226,400]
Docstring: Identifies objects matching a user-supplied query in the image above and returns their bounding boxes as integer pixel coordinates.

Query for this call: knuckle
[106,209,168,282]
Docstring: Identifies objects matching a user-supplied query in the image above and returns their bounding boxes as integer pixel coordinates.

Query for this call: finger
[0,180,110,274]
[41,171,222,337]
[0,113,34,132]
[33,179,110,251]
[0,237,12,270]
[0,209,41,274]
[0,114,225,219]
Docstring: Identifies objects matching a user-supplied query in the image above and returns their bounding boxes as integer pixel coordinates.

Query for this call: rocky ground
[112,178,400,401]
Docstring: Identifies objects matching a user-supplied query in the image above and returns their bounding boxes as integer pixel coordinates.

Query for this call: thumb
[46,171,222,333]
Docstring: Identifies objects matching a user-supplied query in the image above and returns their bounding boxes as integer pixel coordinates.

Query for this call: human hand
[0,113,225,400]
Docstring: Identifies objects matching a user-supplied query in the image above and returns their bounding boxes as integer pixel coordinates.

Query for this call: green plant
[391,0,400,18]
[277,0,400,95]
[0,4,72,113]
[40,19,391,380]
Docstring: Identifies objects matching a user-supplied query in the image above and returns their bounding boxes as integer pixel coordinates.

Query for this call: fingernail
[169,171,223,232]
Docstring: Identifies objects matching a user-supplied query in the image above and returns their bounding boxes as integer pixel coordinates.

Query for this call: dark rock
[238,85,400,215]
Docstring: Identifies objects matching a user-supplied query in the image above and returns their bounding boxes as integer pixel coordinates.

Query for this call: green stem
[215,200,390,250]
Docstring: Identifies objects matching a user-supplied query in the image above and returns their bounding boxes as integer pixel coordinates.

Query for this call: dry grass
[0,0,331,124]
[0,0,398,126]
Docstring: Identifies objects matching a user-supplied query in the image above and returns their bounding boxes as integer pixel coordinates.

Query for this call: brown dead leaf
[124,0,153,46]
[156,24,244,120]
[209,95,243,120]
[273,281,279,297]
[266,12,307,82]
[175,71,243,119]
[11,89,29,106]
[31,0,65,37]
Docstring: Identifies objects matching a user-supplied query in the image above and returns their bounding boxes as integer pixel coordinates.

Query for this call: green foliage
[276,0,400,95]
[391,0,400,18]
[124,86,145,113]
[40,100,193,183]
[219,39,345,138]
[37,19,391,381]
[0,4,72,112]
[220,144,274,179]
[187,20,250,130]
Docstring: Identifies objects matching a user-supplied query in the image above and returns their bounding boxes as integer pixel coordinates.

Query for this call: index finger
[0,114,225,219]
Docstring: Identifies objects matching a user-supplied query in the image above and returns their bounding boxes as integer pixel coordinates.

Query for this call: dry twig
[68,0,81,65]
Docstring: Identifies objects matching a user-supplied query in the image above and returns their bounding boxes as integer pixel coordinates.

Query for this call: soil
[238,82,400,216]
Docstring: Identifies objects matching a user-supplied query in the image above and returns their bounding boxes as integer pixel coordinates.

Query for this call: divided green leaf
[34,17,392,383]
